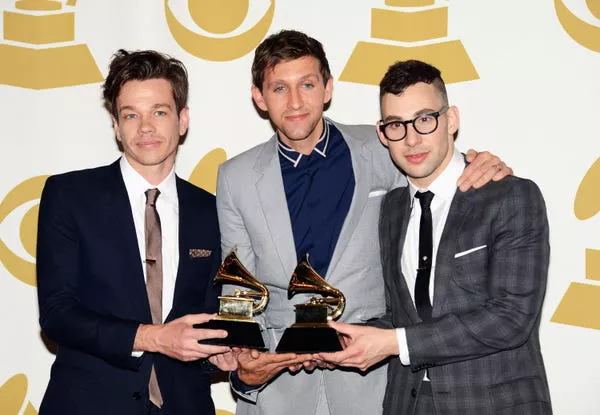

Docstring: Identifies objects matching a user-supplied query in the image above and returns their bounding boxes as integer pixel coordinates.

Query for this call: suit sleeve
[405,180,550,371]
[36,177,142,370]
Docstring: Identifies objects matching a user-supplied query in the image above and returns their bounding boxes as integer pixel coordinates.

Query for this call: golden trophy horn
[276,254,346,353]
[214,249,269,314]
[288,254,345,320]
[194,249,268,349]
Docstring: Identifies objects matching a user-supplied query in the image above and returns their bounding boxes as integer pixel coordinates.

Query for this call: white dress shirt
[120,157,179,324]
[396,149,465,372]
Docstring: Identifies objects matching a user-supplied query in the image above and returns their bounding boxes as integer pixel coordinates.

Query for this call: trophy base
[194,319,266,350]
[275,325,342,354]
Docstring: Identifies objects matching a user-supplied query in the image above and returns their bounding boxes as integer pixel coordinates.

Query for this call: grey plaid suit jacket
[377,175,552,415]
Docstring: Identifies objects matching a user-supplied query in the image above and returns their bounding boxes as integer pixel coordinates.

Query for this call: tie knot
[145,188,160,207]
[415,190,434,209]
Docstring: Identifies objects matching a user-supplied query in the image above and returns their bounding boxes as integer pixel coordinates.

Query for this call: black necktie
[415,191,434,322]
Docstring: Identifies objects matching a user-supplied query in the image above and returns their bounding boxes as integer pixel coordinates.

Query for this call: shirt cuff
[230,370,263,394]
[395,328,410,366]
[131,350,144,358]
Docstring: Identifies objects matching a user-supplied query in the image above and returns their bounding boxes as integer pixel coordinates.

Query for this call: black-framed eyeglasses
[378,106,449,142]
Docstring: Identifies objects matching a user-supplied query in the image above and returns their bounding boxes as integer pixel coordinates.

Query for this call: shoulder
[43,162,117,194]
[466,175,546,209]
[219,139,273,173]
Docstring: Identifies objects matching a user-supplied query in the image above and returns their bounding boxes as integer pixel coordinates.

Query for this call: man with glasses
[217,31,513,415]
[319,60,552,415]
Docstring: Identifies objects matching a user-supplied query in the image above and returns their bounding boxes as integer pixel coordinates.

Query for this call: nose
[404,123,422,147]
[288,87,303,110]
[139,115,155,134]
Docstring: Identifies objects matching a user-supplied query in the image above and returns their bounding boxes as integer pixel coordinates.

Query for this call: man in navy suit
[36,50,236,415]
[320,60,552,414]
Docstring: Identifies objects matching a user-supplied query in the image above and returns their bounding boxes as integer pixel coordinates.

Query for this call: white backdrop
[0,1,599,414]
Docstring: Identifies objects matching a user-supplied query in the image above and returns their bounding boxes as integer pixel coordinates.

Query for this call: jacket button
[132,392,142,401]
[411,388,417,398]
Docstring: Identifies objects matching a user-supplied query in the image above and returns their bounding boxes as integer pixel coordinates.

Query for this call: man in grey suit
[217,31,511,415]
[320,60,552,414]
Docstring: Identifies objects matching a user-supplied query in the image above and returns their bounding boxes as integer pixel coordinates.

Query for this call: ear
[178,107,190,136]
[446,105,459,137]
[112,116,121,142]
[323,76,333,104]
[251,85,268,112]
[376,121,389,148]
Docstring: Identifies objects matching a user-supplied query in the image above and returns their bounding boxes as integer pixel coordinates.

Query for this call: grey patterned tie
[145,188,163,408]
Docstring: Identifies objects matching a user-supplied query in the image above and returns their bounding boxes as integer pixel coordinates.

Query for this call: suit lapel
[390,189,421,323]
[172,176,189,308]
[105,161,151,319]
[326,124,372,280]
[432,189,472,317]
[255,136,297,276]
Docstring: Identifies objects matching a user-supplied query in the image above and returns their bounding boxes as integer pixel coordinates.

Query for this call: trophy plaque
[276,254,346,353]
[194,250,268,350]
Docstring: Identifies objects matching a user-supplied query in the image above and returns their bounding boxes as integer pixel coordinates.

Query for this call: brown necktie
[145,188,163,408]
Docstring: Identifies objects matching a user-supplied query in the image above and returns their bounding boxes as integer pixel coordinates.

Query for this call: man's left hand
[208,350,239,372]
[458,150,512,191]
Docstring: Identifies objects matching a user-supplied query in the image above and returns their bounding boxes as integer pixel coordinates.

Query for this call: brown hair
[251,30,331,90]
[102,49,189,120]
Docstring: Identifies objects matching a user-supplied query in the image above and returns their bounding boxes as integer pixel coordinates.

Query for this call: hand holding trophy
[194,249,268,350]
[276,254,346,353]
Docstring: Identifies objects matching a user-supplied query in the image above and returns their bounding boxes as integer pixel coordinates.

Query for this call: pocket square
[189,248,212,258]
[368,189,387,198]
[454,245,487,258]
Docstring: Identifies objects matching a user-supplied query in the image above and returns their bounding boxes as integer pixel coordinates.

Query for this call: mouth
[405,152,429,164]
[285,113,309,122]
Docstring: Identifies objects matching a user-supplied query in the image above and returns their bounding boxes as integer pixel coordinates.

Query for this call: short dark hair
[251,30,331,90]
[102,49,189,120]
[379,60,448,105]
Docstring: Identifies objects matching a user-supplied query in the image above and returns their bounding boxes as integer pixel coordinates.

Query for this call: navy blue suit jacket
[36,160,221,415]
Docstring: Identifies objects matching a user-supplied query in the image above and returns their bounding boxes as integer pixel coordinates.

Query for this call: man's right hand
[133,313,230,361]
[236,348,312,386]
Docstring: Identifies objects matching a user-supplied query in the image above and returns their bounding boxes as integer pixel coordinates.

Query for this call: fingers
[457,150,509,191]
[195,328,228,341]
[185,313,218,325]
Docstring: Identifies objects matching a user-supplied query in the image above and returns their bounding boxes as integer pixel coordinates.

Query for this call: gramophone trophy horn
[276,254,345,353]
[194,249,268,350]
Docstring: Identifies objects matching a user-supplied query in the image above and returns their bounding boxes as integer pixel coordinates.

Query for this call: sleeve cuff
[396,328,411,366]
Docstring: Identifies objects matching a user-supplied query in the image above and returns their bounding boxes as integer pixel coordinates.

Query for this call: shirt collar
[120,156,178,208]
[277,119,330,168]
[408,148,464,206]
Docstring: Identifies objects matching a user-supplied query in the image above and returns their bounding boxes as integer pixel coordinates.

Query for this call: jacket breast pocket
[451,246,489,296]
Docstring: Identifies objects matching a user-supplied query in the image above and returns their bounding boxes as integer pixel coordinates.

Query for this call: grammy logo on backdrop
[555,0,600,52]
[552,157,600,331]
[165,0,275,61]
[0,0,102,89]
[340,0,478,86]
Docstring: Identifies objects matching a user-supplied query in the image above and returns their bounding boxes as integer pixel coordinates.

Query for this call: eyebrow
[268,73,320,86]
[382,108,438,123]
[119,103,174,113]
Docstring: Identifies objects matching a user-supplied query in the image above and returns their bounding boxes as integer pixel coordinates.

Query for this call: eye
[123,113,137,120]
[155,110,167,116]
[302,82,314,89]
[418,115,435,124]
[273,85,286,93]
[388,121,404,130]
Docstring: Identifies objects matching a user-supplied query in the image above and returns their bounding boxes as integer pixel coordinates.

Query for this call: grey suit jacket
[377,175,552,415]
[216,119,406,415]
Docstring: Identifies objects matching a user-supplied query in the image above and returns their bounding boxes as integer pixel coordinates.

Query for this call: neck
[126,156,174,186]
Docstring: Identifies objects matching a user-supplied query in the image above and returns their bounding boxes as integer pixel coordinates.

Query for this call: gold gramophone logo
[555,0,600,52]
[0,374,38,415]
[340,0,478,86]
[165,0,275,62]
[552,157,600,330]
[0,150,225,287]
[0,0,103,89]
